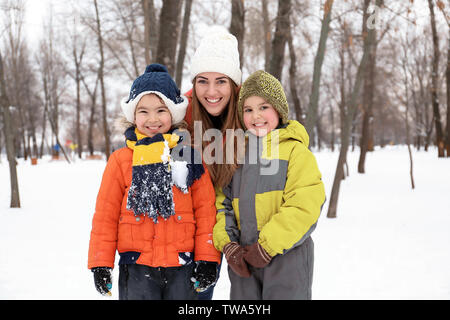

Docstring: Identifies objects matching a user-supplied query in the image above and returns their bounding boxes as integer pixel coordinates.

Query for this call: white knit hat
[190,26,242,85]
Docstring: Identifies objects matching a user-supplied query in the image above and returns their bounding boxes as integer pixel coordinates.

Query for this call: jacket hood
[266,120,310,148]
[114,115,134,133]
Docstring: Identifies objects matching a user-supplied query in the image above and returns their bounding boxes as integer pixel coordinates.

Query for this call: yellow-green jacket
[213,120,325,257]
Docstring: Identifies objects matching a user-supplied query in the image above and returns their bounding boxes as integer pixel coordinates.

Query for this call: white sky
[24,0,60,48]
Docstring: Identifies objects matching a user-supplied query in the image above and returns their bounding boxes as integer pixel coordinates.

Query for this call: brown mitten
[243,242,272,268]
[223,242,251,278]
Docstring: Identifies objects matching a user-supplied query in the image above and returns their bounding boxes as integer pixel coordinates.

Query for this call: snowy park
[1,0,450,302]
[1,146,449,300]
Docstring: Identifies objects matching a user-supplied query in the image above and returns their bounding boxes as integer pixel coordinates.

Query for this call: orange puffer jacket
[88,147,221,269]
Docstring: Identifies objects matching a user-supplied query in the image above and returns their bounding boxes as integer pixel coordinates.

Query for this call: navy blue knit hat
[121,64,188,124]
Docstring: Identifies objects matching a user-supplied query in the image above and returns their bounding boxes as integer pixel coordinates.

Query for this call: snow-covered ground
[0,146,449,300]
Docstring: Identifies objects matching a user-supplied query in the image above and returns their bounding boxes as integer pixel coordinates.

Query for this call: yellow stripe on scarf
[126,129,180,166]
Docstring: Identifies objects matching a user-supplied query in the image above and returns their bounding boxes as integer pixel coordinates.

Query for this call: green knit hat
[238,70,289,129]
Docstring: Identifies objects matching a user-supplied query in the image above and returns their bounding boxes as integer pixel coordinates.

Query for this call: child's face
[134,94,172,137]
[242,96,280,137]
[194,72,232,116]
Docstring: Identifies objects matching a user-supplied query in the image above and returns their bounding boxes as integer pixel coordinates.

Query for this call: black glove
[92,267,112,296]
[191,261,218,293]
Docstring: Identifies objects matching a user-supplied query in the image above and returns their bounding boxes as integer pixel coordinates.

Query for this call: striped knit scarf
[125,127,205,223]
[125,127,180,223]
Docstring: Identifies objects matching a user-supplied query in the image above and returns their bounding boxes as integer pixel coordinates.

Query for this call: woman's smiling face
[194,72,232,116]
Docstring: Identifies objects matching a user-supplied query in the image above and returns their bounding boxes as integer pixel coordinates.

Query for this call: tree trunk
[358,0,376,173]
[81,73,99,156]
[75,63,82,158]
[304,0,334,141]
[94,0,111,160]
[39,92,48,158]
[46,105,71,164]
[401,43,415,189]
[446,24,450,157]
[411,70,422,150]
[175,0,193,87]
[29,117,38,158]
[142,0,158,65]
[327,0,379,219]
[87,93,97,156]
[41,74,71,164]
[262,0,271,71]
[142,0,151,65]
[329,104,335,151]
[338,33,347,153]
[230,0,245,69]
[0,52,21,208]
[73,38,85,159]
[0,125,2,163]
[316,114,323,151]
[269,0,291,80]
[428,0,445,157]
[156,0,182,76]
[288,25,303,123]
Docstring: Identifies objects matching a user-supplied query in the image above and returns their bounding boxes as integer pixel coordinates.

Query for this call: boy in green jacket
[213,70,326,300]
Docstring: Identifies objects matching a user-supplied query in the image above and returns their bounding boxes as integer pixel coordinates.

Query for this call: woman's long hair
[189,77,242,188]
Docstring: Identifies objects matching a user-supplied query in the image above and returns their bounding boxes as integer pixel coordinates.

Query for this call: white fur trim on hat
[121,91,188,125]
[190,26,242,85]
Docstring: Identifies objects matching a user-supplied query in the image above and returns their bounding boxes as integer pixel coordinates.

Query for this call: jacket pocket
[119,215,146,224]
[118,215,147,251]
[174,212,196,251]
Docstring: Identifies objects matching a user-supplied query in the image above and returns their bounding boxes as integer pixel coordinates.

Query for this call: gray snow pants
[228,237,314,300]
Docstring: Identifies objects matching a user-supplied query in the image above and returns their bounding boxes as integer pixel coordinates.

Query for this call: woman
[184,25,243,299]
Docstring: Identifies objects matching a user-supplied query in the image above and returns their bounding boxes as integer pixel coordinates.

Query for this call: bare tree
[111,0,141,78]
[327,0,381,218]
[428,0,445,157]
[261,0,272,71]
[269,0,291,80]
[93,0,111,160]
[287,24,303,123]
[0,52,20,208]
[230,0,245,68]
[436,0,450,156]
[156,0,182,76]
[304,0,334,142]
[409,33,434,151]
[447,26,450,157]
[2,0,28,159]
[35,31,71,164]
[81,72,99,157]
[175,0,193,87]
[401,41,415,190]
[447,24,450,157]
[142,0,158,65]
[357,0,377,173]
[66,14,87,159]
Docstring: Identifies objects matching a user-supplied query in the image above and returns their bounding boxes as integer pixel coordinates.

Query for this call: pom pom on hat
[145,63,168,73]
[190,25,242,85]
[121,63,188,124]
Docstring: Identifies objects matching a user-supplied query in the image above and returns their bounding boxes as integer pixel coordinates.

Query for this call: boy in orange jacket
[88,64,221,300]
